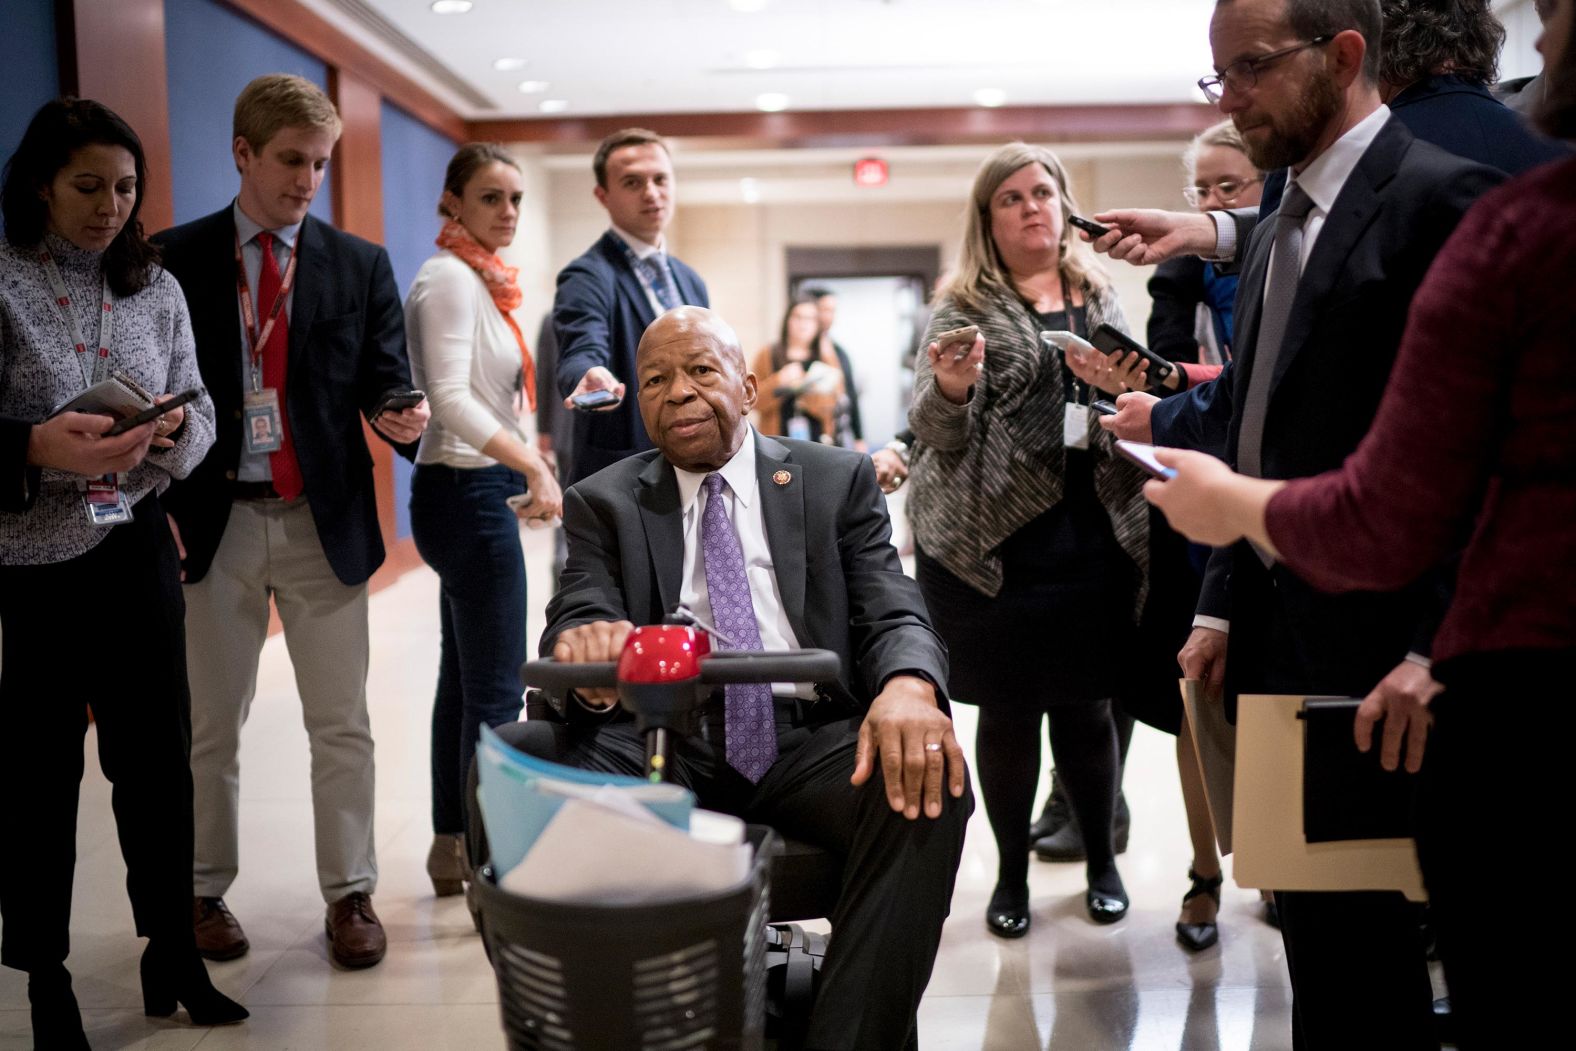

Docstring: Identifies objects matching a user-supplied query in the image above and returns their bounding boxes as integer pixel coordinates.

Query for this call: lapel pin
[772,470,791,486]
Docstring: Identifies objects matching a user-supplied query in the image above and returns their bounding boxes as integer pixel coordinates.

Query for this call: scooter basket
[473,826,777,1051]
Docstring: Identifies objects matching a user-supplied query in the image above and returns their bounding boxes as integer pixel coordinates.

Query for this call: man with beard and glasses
[1087,1,1503,1047]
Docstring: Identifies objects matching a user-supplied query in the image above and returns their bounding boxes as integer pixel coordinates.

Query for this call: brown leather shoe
[325,892,386,968]
[193,897,250,961]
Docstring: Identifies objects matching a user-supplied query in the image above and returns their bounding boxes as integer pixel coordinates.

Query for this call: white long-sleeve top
[405,250,526,468]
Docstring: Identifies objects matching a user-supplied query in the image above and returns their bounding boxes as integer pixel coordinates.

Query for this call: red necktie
[256,232,303,500]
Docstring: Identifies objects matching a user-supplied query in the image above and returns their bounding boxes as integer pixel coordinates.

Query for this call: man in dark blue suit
[553,128,709,484]
[155,74,428,972]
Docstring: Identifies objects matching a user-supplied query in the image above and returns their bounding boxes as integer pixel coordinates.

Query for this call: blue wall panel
[163,0,333,226]
[380,101,457,539]
[0,0,61,192]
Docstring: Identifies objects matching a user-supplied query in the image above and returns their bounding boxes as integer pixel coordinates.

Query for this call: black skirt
[916,451,1138,706]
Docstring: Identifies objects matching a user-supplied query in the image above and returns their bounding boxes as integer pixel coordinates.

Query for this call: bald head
[634,306,758,472]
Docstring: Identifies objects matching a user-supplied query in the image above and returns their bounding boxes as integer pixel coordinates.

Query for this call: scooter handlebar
[520,648,841,691]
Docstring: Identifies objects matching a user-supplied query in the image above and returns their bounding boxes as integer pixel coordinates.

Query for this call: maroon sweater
[1265,157,1576,665]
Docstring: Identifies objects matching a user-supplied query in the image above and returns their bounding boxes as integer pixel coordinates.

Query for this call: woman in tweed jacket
[908,143,1148,937]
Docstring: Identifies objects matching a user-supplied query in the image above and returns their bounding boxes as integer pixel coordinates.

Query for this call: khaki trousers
[185,497,376,903]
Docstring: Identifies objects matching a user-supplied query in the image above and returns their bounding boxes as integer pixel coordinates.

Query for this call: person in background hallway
[155,73,429,971]
[1147,14,1575,1043]
[0,97,243,1048]
[807,286,867,451]
[1099,0,1503,1044]
[405,143,562,898]
[1075,119,1274,950]
[524,305,970,1050]
[553,128,708,483]
[908,142,1147,938]
[752,292,850,445]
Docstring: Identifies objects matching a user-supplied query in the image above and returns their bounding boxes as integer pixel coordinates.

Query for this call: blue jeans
[410,463,528,834]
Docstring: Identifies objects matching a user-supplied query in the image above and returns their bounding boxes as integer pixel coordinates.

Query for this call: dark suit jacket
[552,231,708,484]
[153,207,416,586]
[542,432,949,714]
[1194,118,1502,704]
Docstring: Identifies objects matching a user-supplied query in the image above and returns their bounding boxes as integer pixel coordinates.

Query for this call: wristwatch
[884,439,910,464]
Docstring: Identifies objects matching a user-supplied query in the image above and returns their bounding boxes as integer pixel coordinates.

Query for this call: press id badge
[1063,401,1091,450]
[83,476,133,527]
[243,388,284,453]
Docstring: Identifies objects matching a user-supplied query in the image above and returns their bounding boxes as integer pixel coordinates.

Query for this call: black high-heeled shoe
[141,942,249,1026]
[985,882,1031,939]
[1085,867,1129,925]
[1175,867,1224,952]
[29,964,89,1051]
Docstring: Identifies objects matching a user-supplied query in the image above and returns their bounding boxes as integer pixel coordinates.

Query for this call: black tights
[975,701,1122,898]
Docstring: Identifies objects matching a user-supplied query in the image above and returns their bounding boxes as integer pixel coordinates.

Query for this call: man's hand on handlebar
[551,620,635,707]
[852,675,967,821]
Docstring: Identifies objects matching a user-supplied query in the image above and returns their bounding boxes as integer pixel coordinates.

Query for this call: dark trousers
[1418,651,1570,1050]
[410,463,529,835]
[1274,889,1436,1050]
[0,495,197,972]
[509,704,972,1051]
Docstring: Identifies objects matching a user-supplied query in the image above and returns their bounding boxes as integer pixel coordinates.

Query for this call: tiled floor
[0,501,1297,1050]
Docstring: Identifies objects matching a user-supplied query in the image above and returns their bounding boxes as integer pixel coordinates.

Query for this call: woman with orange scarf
[405,143,561,897]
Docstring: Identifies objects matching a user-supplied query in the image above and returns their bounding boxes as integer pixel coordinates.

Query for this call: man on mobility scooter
[530,306,973,1050]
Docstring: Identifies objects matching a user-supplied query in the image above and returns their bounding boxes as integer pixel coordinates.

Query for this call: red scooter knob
[616,625,711,685]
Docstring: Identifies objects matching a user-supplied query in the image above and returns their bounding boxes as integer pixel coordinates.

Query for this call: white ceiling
[303,0,1225,120]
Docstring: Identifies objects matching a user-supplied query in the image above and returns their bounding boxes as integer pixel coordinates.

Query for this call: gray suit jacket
[543,431,949,713]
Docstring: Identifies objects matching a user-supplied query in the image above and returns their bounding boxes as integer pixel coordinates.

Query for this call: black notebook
[1299,698,1417,843]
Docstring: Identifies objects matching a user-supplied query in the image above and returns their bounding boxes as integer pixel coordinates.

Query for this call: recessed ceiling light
[755,92,790,112]
[740,177,761,204]
[728,0,770,12]
[517,80,549,94]
[973,88,1007,108]
[744,49,778,69]
[493,57,527,71]
[430,0,473,13]
[538,99,570,114]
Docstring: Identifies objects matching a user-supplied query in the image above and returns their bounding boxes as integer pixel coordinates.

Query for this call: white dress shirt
[673,428,812,698]
[610,224,673,317]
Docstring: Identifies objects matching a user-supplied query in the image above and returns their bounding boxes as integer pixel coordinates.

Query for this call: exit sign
[853,157,889,187]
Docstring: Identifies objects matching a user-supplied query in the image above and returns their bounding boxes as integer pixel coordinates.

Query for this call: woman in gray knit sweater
[0,98,243,1047]
[908,143,1149,937]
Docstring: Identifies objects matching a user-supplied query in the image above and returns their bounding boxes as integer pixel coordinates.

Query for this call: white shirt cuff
[1206,211,1237,263]
[1192,615,1231,634]
[1403,652,1433,670]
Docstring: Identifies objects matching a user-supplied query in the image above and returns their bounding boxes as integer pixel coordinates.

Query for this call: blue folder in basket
[476,724,696,877]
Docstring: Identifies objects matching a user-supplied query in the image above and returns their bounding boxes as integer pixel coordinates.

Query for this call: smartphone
[103,386,205,435]
[1114,439,1177,480]
[372,388,425,418]
[1040,329,1098,362]
[571,389,620,411]
[931,324,980,360]
[1068,214,1111,238]
[1091,399,1119,417]
[1091,324,1175,386]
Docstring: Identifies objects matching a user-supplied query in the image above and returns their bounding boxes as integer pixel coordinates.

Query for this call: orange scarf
[436,219,536,410]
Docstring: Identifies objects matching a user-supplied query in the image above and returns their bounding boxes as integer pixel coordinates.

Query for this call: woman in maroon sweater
[1146,6,1574,1044]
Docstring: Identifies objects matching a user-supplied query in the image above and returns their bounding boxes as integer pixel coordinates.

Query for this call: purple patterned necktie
[701,473,777,782]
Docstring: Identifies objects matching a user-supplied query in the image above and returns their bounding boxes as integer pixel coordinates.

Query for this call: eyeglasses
[1198,35,1334,103]
[1182,176,1264,208]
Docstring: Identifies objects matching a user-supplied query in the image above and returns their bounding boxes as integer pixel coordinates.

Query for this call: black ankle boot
[1033,791,1130,862]
[1028,769,1071,842]
[29,964,89,1051]
[141,941,249,1027]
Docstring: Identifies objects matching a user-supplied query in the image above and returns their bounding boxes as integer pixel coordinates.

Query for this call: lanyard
[39,248,116,389]
[615,237,671,316]
[234,228,299,391]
